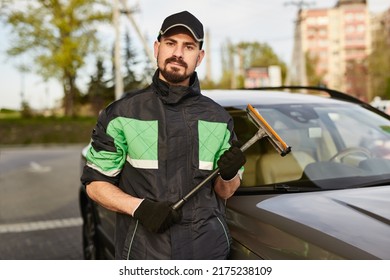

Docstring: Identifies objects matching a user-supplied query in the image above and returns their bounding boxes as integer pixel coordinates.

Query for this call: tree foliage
[368,23,390,100]
[122,28,144,92]
[236,41,285,69]
[219,40,236,88]
[86,58,113,116]
[305,52,324,87]
[85,28,147,115]
[1,0,112,116]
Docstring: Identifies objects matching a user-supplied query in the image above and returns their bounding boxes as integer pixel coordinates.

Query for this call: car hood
[228,186,390,259]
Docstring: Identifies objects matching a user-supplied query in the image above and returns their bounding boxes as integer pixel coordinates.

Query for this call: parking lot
[0,145,84,259]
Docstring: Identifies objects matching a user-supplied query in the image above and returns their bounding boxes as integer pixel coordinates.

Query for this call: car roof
[202,89,351,108]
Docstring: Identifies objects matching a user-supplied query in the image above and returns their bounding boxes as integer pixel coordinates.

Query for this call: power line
[284,1,315,11]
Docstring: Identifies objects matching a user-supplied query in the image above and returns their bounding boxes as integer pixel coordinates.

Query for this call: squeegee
[171,104,291,210]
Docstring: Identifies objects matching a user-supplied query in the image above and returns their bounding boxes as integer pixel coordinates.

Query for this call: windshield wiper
[352,177,390,189]
[235,181,320,195]
[273,184,301,192]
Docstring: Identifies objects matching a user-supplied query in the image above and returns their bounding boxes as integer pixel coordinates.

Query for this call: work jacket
[81,70,237,259]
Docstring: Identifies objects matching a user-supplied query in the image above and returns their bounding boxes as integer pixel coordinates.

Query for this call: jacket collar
[152,70,200,104]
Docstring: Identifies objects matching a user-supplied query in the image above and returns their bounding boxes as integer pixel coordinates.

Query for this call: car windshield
[232,102,390,191]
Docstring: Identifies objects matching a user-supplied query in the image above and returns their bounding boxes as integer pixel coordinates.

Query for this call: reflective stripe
[216,217,231,253]
[127,155,158,169]
[86,162,121,177]
[199,160,213,170]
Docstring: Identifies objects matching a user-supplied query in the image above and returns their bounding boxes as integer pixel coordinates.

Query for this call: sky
[0,0,388,110]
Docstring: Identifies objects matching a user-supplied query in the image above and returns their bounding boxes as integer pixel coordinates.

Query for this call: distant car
[370,96,390,115]
[79,86,390,260]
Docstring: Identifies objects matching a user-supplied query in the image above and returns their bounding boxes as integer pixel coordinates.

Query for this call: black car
[79,87,390,259]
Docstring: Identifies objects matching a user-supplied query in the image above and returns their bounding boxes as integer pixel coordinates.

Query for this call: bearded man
[81,11,246,260]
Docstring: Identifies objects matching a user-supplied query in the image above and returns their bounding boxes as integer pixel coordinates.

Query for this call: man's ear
[196,49,205,67]
[154,41,160,59]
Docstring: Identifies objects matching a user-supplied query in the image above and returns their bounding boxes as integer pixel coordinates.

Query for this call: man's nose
[172,45,184,58]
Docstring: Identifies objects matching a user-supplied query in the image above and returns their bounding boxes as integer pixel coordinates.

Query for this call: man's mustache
[165,57,188,68]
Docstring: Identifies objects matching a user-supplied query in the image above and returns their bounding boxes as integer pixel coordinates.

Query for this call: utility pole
[20,71,25,105]
[119,0,155,68]
[205,29,212,82]
[228,42,236,89]
[284,1,315,86]
[18,64,28,108]
[113,0,123,100]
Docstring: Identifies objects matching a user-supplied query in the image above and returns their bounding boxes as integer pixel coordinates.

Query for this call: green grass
[0,116,97,145]
[0,110,21,119]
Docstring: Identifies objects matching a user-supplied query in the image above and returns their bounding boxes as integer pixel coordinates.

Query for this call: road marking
[28,161,52,173]
[0,217,82,233]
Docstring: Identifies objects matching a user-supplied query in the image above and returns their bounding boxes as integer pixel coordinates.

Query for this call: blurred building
[290,0,390,101]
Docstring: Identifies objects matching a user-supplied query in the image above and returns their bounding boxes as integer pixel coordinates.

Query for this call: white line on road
[28,161,52,173]
[0,217,83,233]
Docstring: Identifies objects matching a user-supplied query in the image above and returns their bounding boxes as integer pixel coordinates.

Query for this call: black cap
[157,11,204,48]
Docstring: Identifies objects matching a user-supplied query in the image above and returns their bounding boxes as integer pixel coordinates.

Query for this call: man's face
[154,27,205,86]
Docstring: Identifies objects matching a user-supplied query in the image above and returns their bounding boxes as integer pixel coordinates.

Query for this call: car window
[231,103,390,190]
[324,106,390,158]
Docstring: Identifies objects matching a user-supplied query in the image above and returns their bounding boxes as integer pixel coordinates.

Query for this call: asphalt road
[0,145,85,260]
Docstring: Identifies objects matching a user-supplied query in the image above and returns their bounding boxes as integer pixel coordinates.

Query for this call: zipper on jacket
[183,107,193,198]
[127,220,139,260]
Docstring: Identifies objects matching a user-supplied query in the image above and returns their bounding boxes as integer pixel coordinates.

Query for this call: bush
[0,116,96,145]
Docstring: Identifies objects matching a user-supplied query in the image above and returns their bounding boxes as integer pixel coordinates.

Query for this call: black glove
[217,140,246,180]
[133,199,181,233]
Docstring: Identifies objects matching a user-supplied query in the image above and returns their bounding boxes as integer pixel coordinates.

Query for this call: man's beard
[159,56,191,84]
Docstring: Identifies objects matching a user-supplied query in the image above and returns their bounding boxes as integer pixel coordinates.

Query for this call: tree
[85,27,148,115]
[219,40,236,88]
[218,40,287,88]
[236,41,287,84]
[1,0,111,116]
[122,28,144,92]
[305,52,324,87]
[86,58,113,116]
[368,21,390,101]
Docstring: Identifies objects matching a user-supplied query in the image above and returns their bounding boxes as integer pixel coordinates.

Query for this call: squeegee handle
[240,130,266,152]
[171,168,220,210]
[171,132,264,211]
